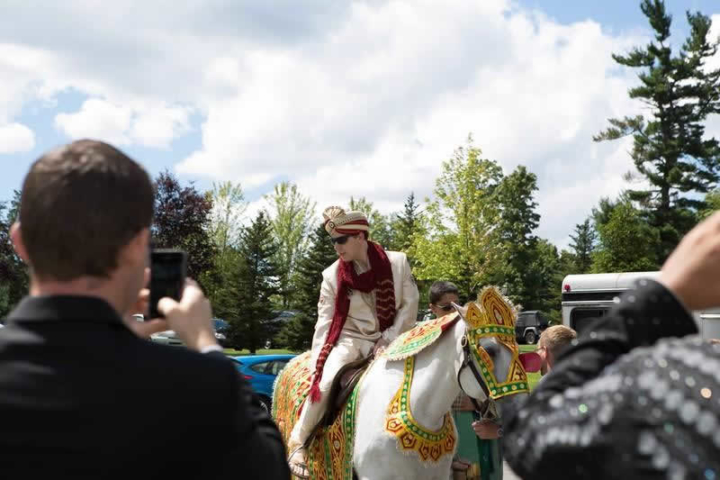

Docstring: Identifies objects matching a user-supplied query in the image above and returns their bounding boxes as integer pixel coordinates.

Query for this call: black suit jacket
[0,296,290,479]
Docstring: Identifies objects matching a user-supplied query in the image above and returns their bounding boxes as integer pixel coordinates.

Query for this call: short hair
[20,139,154,280]
[538,325,577,358]
[429,281,460,305]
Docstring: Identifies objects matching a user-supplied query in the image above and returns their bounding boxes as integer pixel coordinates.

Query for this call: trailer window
[570,308,609,334]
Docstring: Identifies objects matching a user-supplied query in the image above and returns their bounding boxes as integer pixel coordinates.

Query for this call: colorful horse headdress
[460,286,539,399]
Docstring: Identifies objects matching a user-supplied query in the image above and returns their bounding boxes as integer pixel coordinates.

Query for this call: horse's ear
[457,302,486,329]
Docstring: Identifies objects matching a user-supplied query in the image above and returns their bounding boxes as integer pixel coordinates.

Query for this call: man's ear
[10,223,30,264]
[546,349,555,369]
[121,228,150,266]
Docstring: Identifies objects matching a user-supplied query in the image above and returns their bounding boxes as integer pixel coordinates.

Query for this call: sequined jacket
[503,279,719,480]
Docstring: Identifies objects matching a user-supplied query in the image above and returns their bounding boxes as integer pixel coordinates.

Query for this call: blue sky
[1,1,718,247]
[517,0,718,34]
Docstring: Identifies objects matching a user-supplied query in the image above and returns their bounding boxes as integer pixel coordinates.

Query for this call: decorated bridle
[453,287,539,418]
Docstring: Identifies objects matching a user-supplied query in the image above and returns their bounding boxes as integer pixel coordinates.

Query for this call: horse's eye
[483,342,498,358]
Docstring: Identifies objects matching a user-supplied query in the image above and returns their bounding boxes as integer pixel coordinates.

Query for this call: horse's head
[452,287,541,417]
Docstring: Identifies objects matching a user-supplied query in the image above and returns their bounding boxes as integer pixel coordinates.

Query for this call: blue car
[230,354,296,411]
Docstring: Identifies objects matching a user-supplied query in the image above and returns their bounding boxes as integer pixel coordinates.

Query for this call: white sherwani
[289,251,419,446]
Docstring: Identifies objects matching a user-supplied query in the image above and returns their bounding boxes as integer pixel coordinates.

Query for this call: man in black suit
[0,139,290,479]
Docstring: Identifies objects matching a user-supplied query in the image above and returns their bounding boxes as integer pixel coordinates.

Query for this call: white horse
[274,289,538,480]
[352,309,527,480]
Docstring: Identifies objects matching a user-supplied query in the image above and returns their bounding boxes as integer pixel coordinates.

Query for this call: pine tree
[227,211,280,353]
[392,192,422,255]
[594,0,720,261]
[569,219,596,273]
[527,239,563,324]
[275,223,337,351]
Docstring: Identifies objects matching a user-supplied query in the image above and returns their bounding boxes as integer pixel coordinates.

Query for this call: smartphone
[149,249,187,318]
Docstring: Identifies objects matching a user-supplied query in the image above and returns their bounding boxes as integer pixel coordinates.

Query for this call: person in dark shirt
[0,139,289,479]
[503,211,720,479]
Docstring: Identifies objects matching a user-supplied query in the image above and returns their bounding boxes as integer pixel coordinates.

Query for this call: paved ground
[503,461,521,480]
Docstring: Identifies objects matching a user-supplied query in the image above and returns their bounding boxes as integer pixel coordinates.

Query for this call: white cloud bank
[0,0,718,247]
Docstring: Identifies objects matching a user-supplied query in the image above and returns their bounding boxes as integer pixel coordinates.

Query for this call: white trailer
[561,272,720,341]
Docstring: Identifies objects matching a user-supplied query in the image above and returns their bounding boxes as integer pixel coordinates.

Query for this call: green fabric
[452,411,503,480]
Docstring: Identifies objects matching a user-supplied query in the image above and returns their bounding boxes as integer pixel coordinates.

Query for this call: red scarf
[308,242,396,403]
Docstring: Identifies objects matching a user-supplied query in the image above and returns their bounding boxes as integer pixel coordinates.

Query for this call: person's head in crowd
[537,325,577,375]
[10,139,154,316]
[323,206,370,263]
[429,281,460,319]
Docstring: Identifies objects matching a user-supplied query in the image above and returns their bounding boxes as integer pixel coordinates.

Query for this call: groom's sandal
[288,448,310,479]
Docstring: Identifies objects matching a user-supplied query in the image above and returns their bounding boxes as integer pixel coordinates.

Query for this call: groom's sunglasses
[434,303,454,312]
[331,235,352,245]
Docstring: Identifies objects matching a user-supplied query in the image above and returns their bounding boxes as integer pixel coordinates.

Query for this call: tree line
[0,0,717,353]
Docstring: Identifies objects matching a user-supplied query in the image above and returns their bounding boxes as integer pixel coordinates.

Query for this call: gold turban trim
[322,206,369,235]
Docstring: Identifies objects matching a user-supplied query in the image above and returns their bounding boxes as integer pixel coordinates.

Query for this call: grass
[223,348,295,356]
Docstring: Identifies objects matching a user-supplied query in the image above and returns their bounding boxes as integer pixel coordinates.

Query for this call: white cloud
[705,15,720,142]
[54,98,191,148]
[0,123,35,153]
[708,15,720,72]
[1,0,718,248]
[55,99,132,145]
[129,105,191,149]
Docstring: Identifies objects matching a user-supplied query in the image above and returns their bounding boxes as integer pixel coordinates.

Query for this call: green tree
[493,166,541,309]
[205,181,247,304]
[558,249,578,277]
[227,211,280,353]
[594,0,720,261]
[348,196,394,249]
[569,219,596,273]
[208,181,246,257]
[275,223,338,351]
[591,196,620,229]
[412,139,503,299]
[592,200,660,272]
[699,189,720,220]
[266,182,316,308]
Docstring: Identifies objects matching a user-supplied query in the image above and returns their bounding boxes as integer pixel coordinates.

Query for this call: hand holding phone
[156,279,216,352]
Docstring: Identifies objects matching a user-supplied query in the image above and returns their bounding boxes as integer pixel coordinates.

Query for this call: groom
[287,206,419,478]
